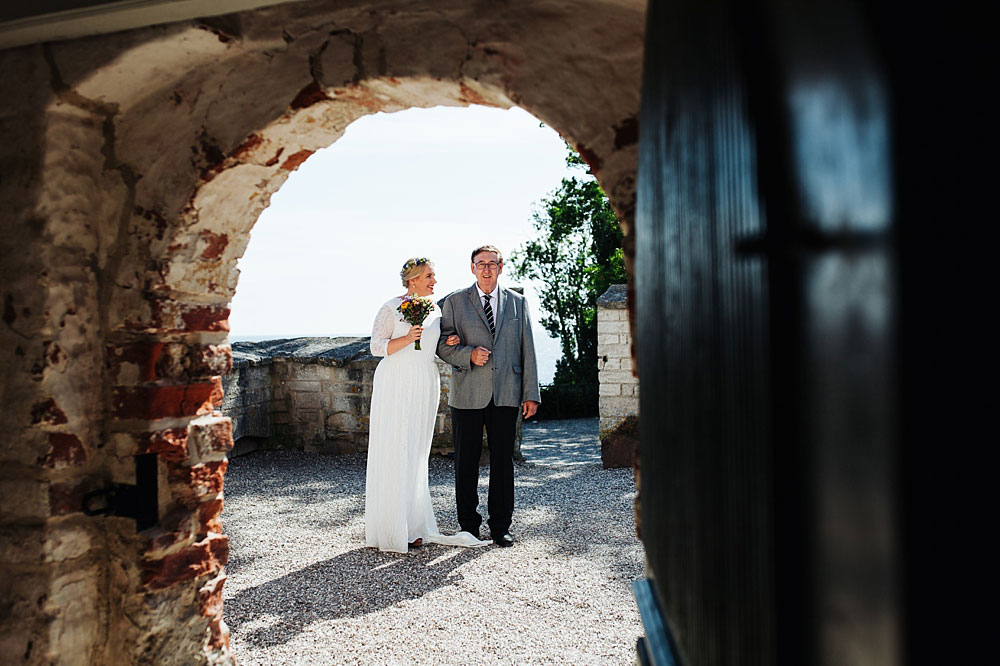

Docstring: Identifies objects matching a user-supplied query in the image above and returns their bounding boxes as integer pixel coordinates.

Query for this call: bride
[365,257,492,553]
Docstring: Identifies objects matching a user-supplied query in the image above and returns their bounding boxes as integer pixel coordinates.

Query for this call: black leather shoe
[493,533,515,547]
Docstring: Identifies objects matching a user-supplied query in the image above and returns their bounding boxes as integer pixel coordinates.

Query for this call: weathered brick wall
[597,285,639,467]
[0,43,237,664]
[0,48,119,665]
[104,342,236,664]
[221,337,455,456]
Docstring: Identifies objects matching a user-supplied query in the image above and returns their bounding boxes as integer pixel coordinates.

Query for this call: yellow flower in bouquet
[397,296,434,350]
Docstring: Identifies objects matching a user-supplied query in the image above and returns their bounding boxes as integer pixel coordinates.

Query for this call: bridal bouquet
[398,296,435,350]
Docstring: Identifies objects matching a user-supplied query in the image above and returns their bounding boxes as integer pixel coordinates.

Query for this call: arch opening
[222,103,581,457]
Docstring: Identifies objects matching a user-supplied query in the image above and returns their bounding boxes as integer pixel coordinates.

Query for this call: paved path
[222,417,643,665]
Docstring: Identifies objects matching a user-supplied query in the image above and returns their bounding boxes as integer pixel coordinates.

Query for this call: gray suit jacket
[437,284,541,409]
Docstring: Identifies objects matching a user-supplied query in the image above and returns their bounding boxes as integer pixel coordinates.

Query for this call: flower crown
[400,257,430,280]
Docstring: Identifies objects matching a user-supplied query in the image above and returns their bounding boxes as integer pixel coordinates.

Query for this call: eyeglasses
[474,262,501,271]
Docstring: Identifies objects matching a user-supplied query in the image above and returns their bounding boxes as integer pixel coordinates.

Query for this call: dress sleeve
[370,301,398,357]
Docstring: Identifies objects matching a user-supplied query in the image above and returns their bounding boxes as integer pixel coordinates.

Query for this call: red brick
[49,481,88,516]
[459,82,489,105]
[112,383,216,420]
[143,534,228,590]
[207,616,230,650]
[31,399,68,426]
[230,133,263,160]
[264,147,284,166]
[198,498,223,534]
[107,341,164,383]
[171,460,227,493]
[198,574,227,617]
[144,509,197,557]
[290,81,331,109]
[168,460,228,507]
[199,231,229,260]
[41,432,87,469]
[180,305,230,333]
[136,426,189,462]
[280,149,313,170]
[576,142,603,175]
[45,342,68,370]
[209,376,224,407]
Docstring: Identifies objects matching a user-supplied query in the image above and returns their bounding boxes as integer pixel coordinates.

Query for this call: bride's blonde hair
[400,257,432,287]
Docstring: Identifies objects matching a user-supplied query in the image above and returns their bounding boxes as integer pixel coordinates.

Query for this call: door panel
[636,1,898,663]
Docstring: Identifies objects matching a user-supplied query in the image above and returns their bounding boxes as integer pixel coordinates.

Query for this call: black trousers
[452,400,518,537]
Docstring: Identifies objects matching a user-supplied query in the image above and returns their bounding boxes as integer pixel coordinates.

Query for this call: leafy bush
[535,383,598,420]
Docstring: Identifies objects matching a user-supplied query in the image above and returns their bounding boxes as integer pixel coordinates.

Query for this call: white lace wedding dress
[365,297,491,553]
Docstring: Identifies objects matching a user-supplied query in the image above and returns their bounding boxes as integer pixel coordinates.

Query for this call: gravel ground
[222,417,644,665]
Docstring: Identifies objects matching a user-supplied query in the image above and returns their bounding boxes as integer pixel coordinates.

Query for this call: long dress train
[365,297,491,553]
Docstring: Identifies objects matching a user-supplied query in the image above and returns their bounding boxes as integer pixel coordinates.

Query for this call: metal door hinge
[82,453,158,531]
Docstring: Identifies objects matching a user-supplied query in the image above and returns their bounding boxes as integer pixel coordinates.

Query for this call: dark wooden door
[636,1,898,663]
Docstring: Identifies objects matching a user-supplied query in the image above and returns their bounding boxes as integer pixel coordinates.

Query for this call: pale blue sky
[229,105,586,383]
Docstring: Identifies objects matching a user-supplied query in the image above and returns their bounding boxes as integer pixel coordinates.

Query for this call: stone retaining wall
[221,337,457,456]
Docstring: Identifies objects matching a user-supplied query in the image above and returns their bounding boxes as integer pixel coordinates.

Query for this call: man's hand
[522,400,539,419]
[470,346,492,366]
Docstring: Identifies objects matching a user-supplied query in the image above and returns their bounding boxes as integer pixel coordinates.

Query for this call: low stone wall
[597,285,640,467]
[225,360,271,442]
[221,337,457,456]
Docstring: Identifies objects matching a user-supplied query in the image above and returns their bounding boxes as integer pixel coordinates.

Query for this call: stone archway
[0,2,644,663]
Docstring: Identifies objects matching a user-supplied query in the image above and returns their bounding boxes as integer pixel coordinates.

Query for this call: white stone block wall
[597,286,639,437]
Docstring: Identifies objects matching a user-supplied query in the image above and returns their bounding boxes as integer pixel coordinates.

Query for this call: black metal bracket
[735,228,887,257]
[82,453,158,531]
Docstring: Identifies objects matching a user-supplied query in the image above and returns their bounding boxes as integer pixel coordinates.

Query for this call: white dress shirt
[476,283,503,325]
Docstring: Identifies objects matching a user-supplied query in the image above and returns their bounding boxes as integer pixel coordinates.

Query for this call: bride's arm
[370,302,420,356]
[386,327,421,355]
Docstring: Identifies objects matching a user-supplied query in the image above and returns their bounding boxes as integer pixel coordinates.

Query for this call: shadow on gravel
[520,420,603,468]
[226,545,487,648]
[512,469,638,559]
[510,418,638,561]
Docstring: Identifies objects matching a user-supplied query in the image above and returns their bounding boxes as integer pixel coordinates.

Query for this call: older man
[437,245,541,547]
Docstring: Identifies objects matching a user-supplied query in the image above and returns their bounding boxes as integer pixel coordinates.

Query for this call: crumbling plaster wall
[0,1,644,663]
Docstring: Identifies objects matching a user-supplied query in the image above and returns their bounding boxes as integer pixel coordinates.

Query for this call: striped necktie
[483,294,495,336]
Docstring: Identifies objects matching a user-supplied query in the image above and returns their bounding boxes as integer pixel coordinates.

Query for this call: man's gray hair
[470,245,503,264]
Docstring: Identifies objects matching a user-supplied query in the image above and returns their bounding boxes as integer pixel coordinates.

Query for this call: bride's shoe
[408,538,423,548]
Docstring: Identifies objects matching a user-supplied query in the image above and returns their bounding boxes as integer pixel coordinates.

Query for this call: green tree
[511,148,626,392]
